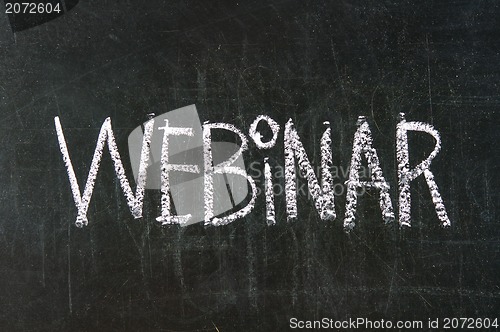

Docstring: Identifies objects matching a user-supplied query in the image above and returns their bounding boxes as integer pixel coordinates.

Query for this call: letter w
[54,117,154,227]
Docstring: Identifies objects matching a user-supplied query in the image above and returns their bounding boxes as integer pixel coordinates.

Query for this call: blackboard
[0,0,499,330]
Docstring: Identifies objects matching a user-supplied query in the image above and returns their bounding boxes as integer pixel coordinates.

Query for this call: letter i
[249,115,281,225]
[264,157,275,225]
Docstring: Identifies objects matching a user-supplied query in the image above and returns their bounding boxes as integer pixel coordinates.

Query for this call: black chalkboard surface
[1,1,499,331]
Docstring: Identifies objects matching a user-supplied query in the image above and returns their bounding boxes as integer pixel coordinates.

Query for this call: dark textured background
[0,0,499,330]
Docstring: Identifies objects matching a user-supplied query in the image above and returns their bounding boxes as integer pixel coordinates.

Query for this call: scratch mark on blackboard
[353,231,437,309]
[426,34,433,122]
[330,40,350,111]
[246,218,256,307]
[40,223,45,288]
[174,228,186,316]
[384,259,398,315]
[290,227,298,306]
[67,221,72,315]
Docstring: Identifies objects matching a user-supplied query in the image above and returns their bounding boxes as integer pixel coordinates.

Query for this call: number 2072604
[5,2,61,14]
